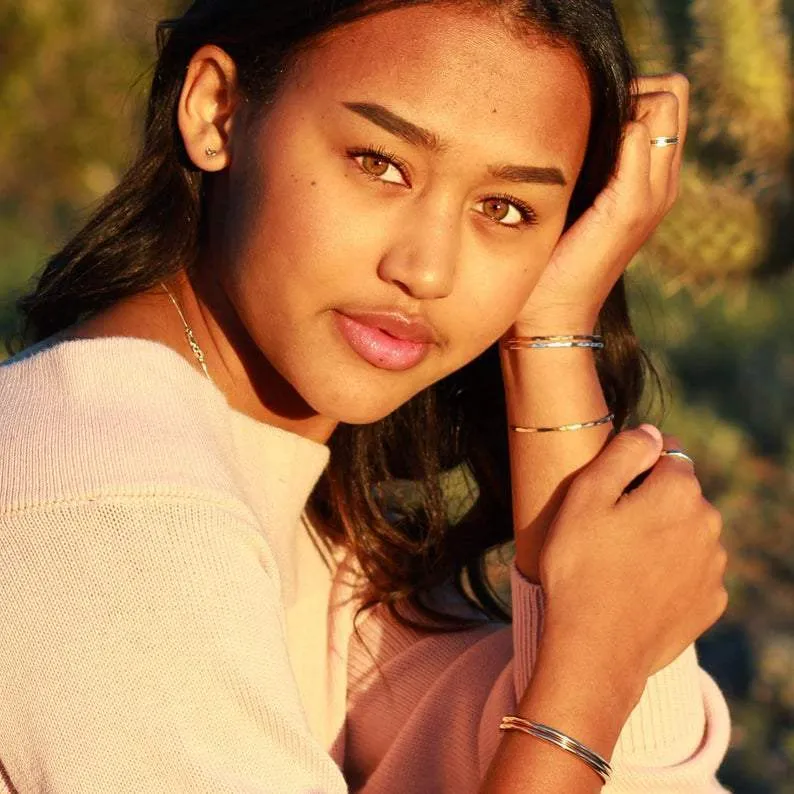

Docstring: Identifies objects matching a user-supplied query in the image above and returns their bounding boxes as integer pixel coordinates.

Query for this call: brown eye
[482,198,511,222]
[351,149,408,185]
[475,195,533,227]
[361,154,390,177]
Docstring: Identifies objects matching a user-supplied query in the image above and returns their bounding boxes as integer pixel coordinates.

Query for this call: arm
[503,72,693,582]
[485,72,711,790]
[344,74,729,794]
[500,340,611,581]
[482,567,730,794]
[343,561,730,794]
[0,497,347,794]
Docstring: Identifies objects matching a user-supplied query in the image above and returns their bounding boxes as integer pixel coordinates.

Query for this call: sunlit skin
[67,0,721,688]
[72,6,592,441]
[59,7,732,790]
[184,5,591,437]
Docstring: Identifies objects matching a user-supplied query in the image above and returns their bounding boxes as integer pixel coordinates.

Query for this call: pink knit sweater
[0,337,731,793]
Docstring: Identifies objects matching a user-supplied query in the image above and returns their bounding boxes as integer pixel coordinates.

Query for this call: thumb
[579,424,663,505]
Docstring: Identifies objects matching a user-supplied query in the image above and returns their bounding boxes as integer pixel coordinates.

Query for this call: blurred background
[0,0,792,790]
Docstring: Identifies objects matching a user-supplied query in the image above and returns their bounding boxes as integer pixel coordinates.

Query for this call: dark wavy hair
[12,0,654,630]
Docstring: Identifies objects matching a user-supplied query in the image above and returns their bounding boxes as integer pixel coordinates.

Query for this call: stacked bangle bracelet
[499,715,613,783]
[502,334,613,434]
[502,334,604,350]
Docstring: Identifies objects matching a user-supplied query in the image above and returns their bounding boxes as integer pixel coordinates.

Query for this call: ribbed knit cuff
[509,561,545,699]
[613,644,707,766]
[606,668,731,791]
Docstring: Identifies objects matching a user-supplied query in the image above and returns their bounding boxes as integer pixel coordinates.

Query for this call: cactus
[617,0,793,281]
[689,0,793,174]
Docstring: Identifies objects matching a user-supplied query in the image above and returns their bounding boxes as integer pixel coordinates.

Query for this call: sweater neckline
[15,332,331,458]
[3,335,332,543]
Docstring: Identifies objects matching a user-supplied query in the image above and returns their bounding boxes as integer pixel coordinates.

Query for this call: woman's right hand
[538,425,728,683]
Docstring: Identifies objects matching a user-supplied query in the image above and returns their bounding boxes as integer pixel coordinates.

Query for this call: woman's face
[214,4,592,424]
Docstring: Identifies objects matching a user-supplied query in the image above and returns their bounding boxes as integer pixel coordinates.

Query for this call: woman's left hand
[510,74,690,335]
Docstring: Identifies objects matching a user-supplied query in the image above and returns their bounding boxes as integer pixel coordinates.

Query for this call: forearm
[481,625,641,794]
[500,325,613,581]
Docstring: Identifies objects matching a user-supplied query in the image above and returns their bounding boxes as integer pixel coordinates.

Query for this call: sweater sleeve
[0,496,347,794]
[342,562,731,793]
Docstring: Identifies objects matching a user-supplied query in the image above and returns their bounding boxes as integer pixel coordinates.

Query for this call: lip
[333,311,433,371]
[343,311,438,344]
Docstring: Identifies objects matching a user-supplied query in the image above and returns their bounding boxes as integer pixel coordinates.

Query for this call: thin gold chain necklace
[161,281,316,532]
[161,281,214,383]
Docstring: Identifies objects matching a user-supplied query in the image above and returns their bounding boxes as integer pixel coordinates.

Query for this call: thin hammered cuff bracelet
[510,412,615,434]
[499,716,613,783]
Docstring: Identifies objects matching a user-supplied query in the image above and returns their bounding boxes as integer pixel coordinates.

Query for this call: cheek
[466,228,564,326]
[226,153,387,298]
[447,260,543,355]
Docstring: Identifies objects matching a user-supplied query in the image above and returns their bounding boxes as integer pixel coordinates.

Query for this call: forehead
[287,4,592,172]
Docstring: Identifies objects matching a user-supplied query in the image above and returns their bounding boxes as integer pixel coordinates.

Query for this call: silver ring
[650,135,680,148]
[661,449,695,467]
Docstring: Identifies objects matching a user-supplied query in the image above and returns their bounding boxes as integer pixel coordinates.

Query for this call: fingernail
[637,423,663,445]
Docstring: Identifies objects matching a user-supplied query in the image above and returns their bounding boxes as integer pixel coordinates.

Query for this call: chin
[299,372,421,426]
[311,393,410,426]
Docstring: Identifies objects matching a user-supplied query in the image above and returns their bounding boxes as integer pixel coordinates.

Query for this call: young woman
[0,1,730,792]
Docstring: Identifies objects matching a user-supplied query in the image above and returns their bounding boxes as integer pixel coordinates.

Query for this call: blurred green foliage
[617,2,794,789]
[0,1,792,790]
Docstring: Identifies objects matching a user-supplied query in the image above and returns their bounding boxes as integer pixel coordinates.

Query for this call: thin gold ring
[661,449,695,467]
[650,135,680,148]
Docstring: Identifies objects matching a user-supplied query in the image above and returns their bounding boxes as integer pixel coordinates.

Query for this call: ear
[177,45,242,172]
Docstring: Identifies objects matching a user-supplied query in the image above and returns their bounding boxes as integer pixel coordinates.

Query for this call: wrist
[523,625,646,758]
[515,664,634,766]
[539,612,649,710]
[506,316,599,339]
[500,341,606,407]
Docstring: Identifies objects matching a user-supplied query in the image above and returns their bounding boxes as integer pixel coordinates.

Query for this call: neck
[71,270,340,445]
[173,269,341,444]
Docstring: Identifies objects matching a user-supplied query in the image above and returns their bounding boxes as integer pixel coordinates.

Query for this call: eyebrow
[342,101,567,187]
[343,101,443,150]
[488,163,567,187]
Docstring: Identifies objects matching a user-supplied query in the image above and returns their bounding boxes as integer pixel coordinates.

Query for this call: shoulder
[0,484,328,794]
[0,336,243,511]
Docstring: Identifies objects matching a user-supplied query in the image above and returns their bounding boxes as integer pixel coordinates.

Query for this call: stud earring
[205,146,219,158]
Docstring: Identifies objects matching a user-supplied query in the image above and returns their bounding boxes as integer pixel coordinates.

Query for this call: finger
[638,440,703,502]
[634,74,690,198]
[634,74,690,158]
[660,433,684,450]
[659,432,696,469]
[572,424,663,505]
[651,454,701,486]
[602,120,652,223]
[666,75,690,187]
[554,120,651,266]
[608,431,692,497]
[635,91,679,212]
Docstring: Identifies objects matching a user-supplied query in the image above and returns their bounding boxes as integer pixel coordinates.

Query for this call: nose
[377,194,460,301]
